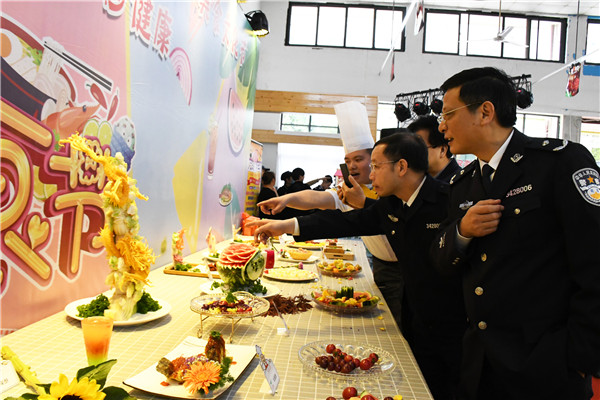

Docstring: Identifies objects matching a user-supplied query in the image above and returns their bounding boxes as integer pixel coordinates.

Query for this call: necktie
[482,164,494,194]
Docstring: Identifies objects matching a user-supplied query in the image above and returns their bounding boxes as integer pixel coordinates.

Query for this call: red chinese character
[130,0,154,44]
[238,39,247,65]
[103,0,125,17]
[153,7,173,59]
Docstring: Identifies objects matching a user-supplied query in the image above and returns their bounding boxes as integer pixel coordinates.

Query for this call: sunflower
[182,361,222,394]
[38,374,106,400]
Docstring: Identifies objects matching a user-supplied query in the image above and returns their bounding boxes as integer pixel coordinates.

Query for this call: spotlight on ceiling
[430,98,443,114]
[245,10,269,37]
[394,103,412,122]
[516,87,533,109]
[412,99,430,116]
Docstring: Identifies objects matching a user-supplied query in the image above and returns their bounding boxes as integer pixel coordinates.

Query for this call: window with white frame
[580,120,600,164]
[515,113,561,138]
[280,113,340,135]
[586,19,600,64]
[286,2,406,51]
[424,10,566,62]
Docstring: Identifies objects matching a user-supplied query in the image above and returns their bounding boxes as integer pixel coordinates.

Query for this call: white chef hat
[334,101,374,155]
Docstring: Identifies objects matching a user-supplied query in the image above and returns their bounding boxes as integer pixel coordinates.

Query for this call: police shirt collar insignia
[459,200,473,210]
[511,153,523,163]
[439,232,446,248]
[388,214,399,222]
[553,140,568,151]
[472,169,476,177]
[543,140,549,146]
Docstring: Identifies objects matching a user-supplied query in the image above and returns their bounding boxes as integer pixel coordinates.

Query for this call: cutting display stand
[189,292,270,343]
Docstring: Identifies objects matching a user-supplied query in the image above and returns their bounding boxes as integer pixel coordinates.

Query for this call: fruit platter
[312,286,380,314]
[190,292,270,342]
[298,340,396,381]
[317,260,362,277]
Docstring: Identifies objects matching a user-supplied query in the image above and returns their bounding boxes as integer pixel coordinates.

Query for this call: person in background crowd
[431,66,600,399]
[256,171,278,219]
[277,171,293,196]
[312,175,333,191]
[256,101,402,330]
[408,115,462,183]
[251,132,466,400]
[288,167,311,193]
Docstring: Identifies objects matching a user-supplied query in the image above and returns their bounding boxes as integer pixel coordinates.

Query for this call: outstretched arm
[257,190,336,216]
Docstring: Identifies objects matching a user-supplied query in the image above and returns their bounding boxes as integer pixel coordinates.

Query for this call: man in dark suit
[252,132,466,400]
[408,115,462,183]
[431,67,600,399]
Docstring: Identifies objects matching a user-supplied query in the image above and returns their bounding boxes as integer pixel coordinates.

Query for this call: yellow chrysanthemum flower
[183,361,221,394]
[38,374,105,400]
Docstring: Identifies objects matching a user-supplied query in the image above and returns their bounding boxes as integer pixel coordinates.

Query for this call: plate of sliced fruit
[311,286,379,314]
[317,260,362,277]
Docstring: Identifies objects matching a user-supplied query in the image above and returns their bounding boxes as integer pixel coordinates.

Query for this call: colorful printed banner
[1,0,259,331]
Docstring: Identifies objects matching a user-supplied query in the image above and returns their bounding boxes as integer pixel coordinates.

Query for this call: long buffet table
[1,239,432,400]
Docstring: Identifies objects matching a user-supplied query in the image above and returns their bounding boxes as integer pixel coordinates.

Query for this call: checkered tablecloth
[1,239,432,400]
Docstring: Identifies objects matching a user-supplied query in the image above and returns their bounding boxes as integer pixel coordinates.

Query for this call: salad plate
[123,336,255,399]
[298,340,396,381]
[65,297,171,326]
[198,280,281,298]
[189,292,270,318]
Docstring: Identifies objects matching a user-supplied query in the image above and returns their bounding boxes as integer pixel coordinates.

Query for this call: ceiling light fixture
[413,99,431,116]
[430,98,443,114]
[245,10,269,37]
[394,103,412,122]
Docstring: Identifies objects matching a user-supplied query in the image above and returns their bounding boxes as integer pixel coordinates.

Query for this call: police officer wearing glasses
[431,67,600,400]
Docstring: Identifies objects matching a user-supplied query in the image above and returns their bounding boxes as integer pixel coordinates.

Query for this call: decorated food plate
[123,336,255,399]
[287,240,325,249]
[198,280,281,298]
[317,260,362,277]
[190,292,270,318]
[65,297,171,326]
[298,340,396,381]
[218,184,233,206]
[263,267,318,282]
[311,287,380,314]
[278,254,318,264]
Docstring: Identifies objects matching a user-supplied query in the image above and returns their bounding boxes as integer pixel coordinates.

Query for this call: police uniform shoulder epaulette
[526,137,569,152]
[449,160,477,185]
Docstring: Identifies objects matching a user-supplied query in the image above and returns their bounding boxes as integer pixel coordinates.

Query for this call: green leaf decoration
[76,359,117,388]
[101,386,136,400]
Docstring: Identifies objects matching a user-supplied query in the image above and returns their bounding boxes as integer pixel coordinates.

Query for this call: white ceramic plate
[124,336,255,399]
[277,255,317,264]
[198,280,280,298]
[263,267,318,282]
[64,297,171,326]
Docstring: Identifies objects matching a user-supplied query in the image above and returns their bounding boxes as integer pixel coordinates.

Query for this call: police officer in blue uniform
[431,67,600,399]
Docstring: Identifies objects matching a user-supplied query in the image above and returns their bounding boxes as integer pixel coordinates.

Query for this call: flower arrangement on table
[3,349,133,400]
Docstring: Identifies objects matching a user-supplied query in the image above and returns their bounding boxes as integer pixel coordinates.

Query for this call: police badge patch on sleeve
[572,168,600,206]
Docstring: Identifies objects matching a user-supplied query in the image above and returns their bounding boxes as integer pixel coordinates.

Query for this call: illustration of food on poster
[245,140,263,216]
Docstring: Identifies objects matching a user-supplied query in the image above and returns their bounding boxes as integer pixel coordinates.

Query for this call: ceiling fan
[463,0,529,48]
